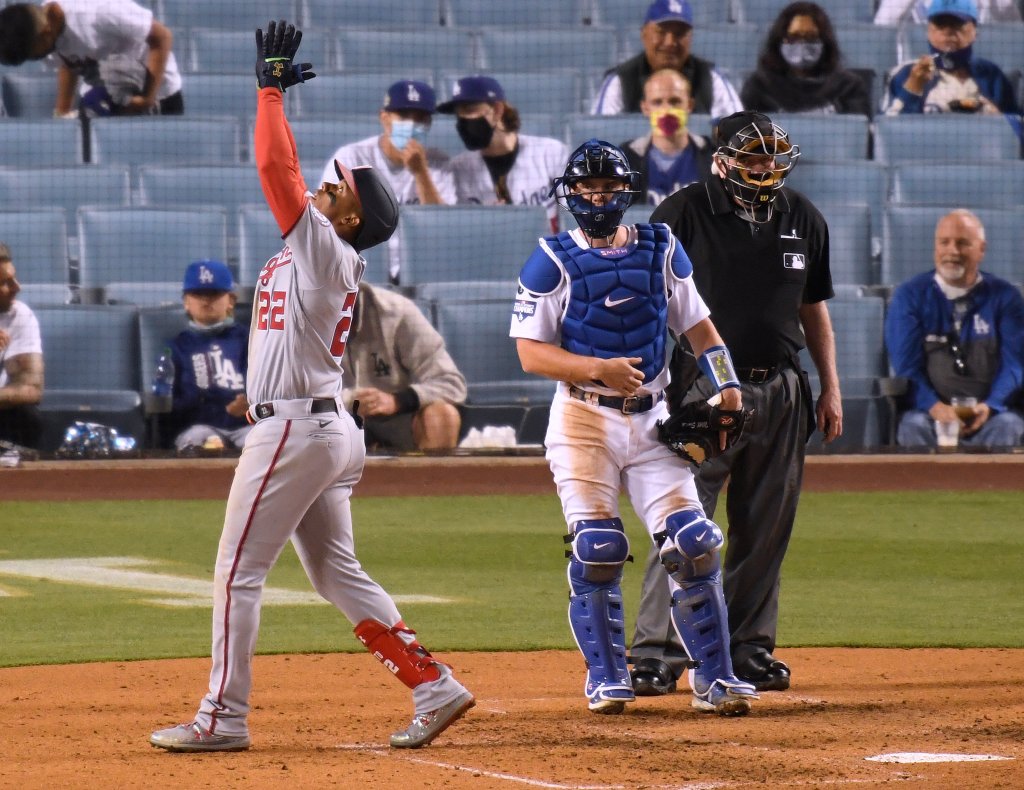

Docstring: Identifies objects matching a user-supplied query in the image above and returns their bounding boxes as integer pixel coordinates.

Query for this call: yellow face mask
[650,107,688,137]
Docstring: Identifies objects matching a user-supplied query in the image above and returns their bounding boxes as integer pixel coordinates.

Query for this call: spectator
[885,209,1024,448]
[590,0,742,120]
[620,68,713,206]
[740,2,872,117]
[161,260,250,455]
[883,0,1021,115]
[341,282,466,452]
[0,0,183,117]
[318,80,454,284]
[0,244,44,450]
[874,0,1022,24]
[439,75,567,233]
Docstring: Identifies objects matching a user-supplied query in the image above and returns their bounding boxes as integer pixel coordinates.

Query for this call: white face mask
[390,119,430,150]
[780,40,824,69]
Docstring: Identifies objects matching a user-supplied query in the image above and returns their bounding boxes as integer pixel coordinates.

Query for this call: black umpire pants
[630,366,811,675]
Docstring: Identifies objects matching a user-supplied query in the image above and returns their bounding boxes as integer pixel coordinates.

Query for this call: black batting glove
[255,19,316,92]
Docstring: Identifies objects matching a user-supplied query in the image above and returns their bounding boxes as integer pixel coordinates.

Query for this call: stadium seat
[889,162,1024,208]
[291,72,435,118]
[0,209,68,285]
[103,282,184,307]
[1,73,59,118]
[439,69,583,117]
[396,205,549,286]
[446,0,587,26]
[88,117,242,168]
[478,28,619,73]
[882,206,1024,285]
[179,73,296,120]
[138,165,262,217]
[16,283,72,306]
[161,0,301,32]
[0,165,130,219]
[814,202,876,286]
[335,29,476,71]
[873,115,1022,164]
[836,25,900,79]
[301,0,442,28]
[591,0,734,27]
[739,0,875,24]
[517,403,551,445]
[137,304,191,412]
[0,119,83,166]
[187,29,332,74]
[785,161,888,232]
[246,116,384,168]
[689,25,760,75]
[565,113,649,148]
[773,113,871,161]
[77,208,228,301]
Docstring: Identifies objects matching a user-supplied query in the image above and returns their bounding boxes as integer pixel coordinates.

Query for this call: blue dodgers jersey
[170,323,249,429]
[521,226,674,383]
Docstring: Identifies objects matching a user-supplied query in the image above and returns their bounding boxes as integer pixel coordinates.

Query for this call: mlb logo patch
[513,299,536,320]
[783,253,805,270]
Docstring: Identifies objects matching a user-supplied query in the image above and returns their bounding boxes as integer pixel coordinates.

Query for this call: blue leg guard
[659,510,758,716]
[566,519,634,714]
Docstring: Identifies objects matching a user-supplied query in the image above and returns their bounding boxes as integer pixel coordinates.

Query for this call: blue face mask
[929,42,973,71]
[390,119,430,150]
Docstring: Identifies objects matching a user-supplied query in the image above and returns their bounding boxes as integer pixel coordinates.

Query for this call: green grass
[0,491,1022,667]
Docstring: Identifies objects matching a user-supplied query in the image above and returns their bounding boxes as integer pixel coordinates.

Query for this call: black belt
[251,398,338,421]
[567,385,662,414]
[735,366,780,384]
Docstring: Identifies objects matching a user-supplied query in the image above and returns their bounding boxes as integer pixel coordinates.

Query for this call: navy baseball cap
[645,0,693,26]
[382,80,436,113]
[183,259,233,293]
[436,75,506,113]
[334,161,399,252]
[927,0,977,22]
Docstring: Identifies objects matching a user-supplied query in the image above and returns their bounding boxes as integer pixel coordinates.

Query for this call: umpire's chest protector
[544,227,670,383]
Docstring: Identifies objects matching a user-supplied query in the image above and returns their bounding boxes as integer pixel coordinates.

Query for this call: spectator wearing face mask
[438,75,568,234]
[319,80,454,283]
[883,0,1021,115]
[741,2,871,117]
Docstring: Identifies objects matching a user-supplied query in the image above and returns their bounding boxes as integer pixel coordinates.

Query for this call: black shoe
[735,653,791,692]
[629,657,677,696]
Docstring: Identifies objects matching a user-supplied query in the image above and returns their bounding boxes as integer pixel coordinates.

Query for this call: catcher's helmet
[714,111,800,224]
[550,139,639,238]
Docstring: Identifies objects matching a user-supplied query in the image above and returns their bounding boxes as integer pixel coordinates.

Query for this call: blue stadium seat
[446,0,587,26]
[335,29,476,71]
[1,73,58,118]
[689,25,760,75]
[396,205,549,286]
[103,282,185,307]
[738,0,875,24]
[0,119,83,166]
[889,163,1024,208]
[591,0,734,27]
[138,165,262,217]
[245,116,384,169]
[882,206,1024,285]
[301,0,442,27]
[810,202,876,286]
[89,117,241,167]
[439,69,583,116]
[179,74,296,120]
[414,280,515,304]
[187,29,332,73]
[773,113,871,161]
[162,0,301,32]
[0,209,68,284]
[478,28,619,72]
[565,113,649,148]
[77,208,228,300]
[291,72,435,118]
[0,165,130,219]
[836,25,900,78]
[874,115,1022,164]
[786,161,888,232]
[16,283,73,306]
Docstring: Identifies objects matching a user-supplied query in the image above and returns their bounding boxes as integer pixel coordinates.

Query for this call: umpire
[630,111,843,695]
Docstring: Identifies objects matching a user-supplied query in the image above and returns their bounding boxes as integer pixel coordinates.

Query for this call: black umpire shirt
[651,175,833,381]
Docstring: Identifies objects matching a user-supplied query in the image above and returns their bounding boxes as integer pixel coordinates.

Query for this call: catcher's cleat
[629,657,677,696]
[149,722,251,752]
[390,691,475,749]
[691,678,758,716]
[587,681,635,714]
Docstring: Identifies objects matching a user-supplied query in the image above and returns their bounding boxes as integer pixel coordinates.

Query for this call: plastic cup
[935,419,960,451]
[950,396,978,422]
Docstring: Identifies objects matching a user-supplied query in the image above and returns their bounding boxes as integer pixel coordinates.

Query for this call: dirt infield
[2,456,1022,788]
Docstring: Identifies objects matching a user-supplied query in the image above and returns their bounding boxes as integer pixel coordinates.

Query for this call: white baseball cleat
[389,691,476,748]
[587,681,635,715]
[149,721,251,752]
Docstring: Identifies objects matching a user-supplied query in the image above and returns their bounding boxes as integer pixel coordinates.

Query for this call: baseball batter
[150,20,473,753]
[509,139,758,716]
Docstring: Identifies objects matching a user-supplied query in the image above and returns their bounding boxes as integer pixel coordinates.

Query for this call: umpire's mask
[713,111,800,224]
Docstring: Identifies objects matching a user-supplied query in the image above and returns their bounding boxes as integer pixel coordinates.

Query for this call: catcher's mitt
[656,399,750,466]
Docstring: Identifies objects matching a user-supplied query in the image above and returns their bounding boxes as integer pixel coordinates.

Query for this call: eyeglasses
[947,333,968,376]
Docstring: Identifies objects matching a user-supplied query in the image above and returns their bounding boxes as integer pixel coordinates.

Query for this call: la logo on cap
[407,83,420,102]
[199,266,215,284]
[668,0,683,12]
[453,82,461,96]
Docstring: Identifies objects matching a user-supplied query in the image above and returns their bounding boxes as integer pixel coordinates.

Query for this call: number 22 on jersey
[256,288,357,360]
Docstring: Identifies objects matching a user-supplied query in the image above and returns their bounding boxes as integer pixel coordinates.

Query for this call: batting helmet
[550,139,640,238]
[713,111,800,224]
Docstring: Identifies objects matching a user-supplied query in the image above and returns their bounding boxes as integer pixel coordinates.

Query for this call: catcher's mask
[550,139,640,238]
[713,111,799,224]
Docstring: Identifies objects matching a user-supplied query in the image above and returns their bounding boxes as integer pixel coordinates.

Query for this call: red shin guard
[354,619,442,688]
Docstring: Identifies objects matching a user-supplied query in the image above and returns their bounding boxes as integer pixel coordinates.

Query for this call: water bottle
[149,348,175,413]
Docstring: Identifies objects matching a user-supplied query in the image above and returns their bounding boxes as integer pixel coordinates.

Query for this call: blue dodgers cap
[382,80,436,113]
[927,0,978,22]
[183,259,233,293]
[645,0,693,26]
[436,75,506,113]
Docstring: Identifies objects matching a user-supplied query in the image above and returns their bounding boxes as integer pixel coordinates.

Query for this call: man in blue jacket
[883,0,1021,115]
[885,209,1024,448]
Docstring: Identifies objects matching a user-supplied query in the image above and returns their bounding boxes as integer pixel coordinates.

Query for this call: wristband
[698,345,740,391]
